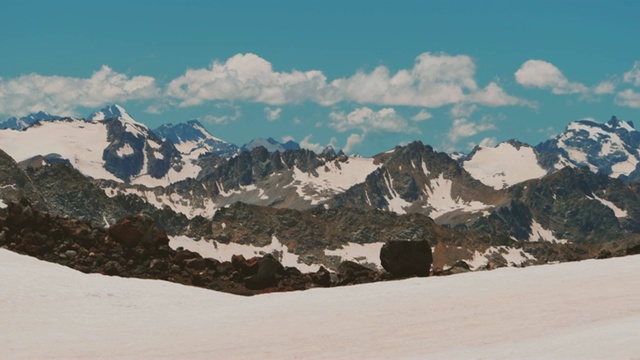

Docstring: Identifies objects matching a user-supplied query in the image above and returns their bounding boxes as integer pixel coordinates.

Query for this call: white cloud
[450,103,478,118]
[281,135,295,143]
[593,80,616,95]
[329,107,418,134]
[299,134,336,153]
[200,103,242,124]
[166,53,334,107]
[615,89,640,108]
[515,60,589,94]
[447,117,496,143]
[478,137,497,147]
[411,109,432,122]
[343,133,365,154]
[623,61,640,86]
[167,52,527,109]
[0,65,159,117]
[467,81,536,107]
[264,107,282,121]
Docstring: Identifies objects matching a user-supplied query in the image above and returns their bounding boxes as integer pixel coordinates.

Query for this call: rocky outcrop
[380,240,432,277]
[0,198,393,295]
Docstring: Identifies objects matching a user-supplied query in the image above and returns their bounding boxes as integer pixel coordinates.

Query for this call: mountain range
[1,105,639,273]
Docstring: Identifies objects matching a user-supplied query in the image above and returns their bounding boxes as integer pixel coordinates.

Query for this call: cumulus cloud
[593,80,616,95]
[166,53,334,107]
[623,61,640,86]
[264,107,282,121]
[0,65,159,117]
[515,60,589,94]
[411,109,432,122]
[343,133,365,154]
[615,89,640,108]
[450,103,478,118]
[166,52,527,109]
[329,107,418,134]
[447,117,496,143]
[299,134,336,153]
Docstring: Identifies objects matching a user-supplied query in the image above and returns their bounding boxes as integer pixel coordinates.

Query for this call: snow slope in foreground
[1,249,639,359]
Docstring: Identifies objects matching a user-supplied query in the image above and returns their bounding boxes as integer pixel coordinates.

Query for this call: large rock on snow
[107,213,169,248]
[380,240,432,277]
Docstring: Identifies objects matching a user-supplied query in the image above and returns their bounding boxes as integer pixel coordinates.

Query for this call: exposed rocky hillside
[99,146,379,218]
[466,167,640,245]
[328,141,508,223]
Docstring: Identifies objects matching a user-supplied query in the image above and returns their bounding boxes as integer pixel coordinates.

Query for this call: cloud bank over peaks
[0,66,159,117]
[167,52,528,109]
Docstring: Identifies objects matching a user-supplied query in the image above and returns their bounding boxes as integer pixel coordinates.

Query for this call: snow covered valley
[2,248,638,359]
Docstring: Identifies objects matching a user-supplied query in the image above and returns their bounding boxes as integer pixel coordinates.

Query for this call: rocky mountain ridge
[2,111,640,277]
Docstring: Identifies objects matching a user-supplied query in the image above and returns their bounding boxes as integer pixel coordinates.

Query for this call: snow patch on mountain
[288,157,380,205]
[104,186,217,219]
[467,246,537,270]
[425,174,491,218]
[590,194,627,218]
[324,242,385,269]
[382,170,412,213]
[529,220,569,244]
[0,119,120,181]
[116,143,135,157]
[169,235,319,272]
[463,142,548,189]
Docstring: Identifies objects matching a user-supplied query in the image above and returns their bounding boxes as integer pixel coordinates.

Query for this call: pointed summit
[606,116,635,132]
[88,104,149,137]
[89,104,138,125]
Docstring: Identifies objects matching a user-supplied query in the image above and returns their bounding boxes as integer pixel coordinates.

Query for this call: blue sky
[2,0,640,155]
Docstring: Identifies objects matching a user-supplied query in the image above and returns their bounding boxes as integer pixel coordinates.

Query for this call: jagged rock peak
[606,116,635,132]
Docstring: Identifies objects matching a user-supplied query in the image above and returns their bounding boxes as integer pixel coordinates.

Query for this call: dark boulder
[107,213,169,248]
[380,240,432,278]
[244,254,284,290]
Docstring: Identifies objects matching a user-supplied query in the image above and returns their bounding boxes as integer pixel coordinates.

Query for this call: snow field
[1,249,638,359]
[462,142,547,189]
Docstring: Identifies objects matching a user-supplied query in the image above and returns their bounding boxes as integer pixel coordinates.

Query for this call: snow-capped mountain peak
[536,116,640,181]
[89,104,150,138]
[89,104,132,121]
[605,115,635,133]
[153,120,239,158]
